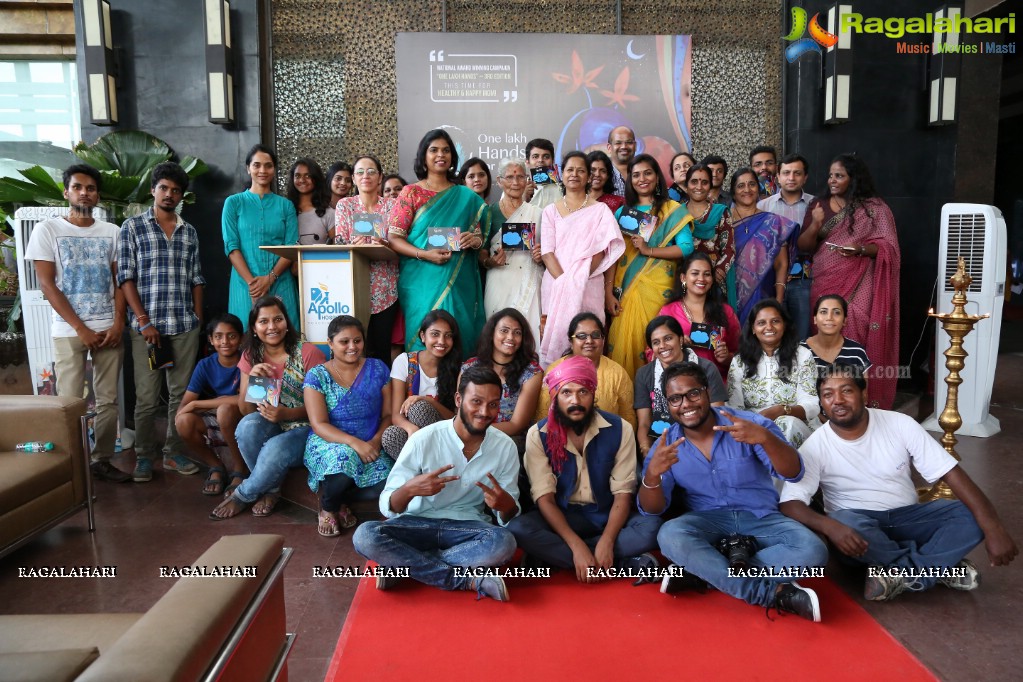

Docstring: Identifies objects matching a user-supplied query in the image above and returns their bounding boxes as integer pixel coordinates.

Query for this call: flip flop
[202,466,227,496]
[318,510,340,537]
[223,471,246,499]
[337,504,359,529]
[251,492,281,517]
[209,494,249,521]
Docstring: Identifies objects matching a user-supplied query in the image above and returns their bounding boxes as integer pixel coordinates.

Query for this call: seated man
[780,364,1018,601]
[509,356,662,582]
[639,361,827,621]
[353,366,521,601]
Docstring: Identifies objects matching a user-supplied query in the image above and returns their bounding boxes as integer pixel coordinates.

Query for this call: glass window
[0,61,80,149]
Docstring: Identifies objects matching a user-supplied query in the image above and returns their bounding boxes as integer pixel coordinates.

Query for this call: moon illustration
[626,40,646,60]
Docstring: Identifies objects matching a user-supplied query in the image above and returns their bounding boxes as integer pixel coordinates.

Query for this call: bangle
[270,271,279,281]
[139,322,153,332]
[774,282,786,288]
[641,475,662,490]
[858,245,866,256]
[416,250,422,260]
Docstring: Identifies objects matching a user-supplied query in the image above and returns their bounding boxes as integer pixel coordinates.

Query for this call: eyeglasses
[353,169,380,177]
[573,331,604,341]
[666,387,706,407]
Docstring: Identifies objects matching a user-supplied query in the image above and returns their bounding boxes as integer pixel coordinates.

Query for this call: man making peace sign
[353,365,521,601]
[637,361,828,621]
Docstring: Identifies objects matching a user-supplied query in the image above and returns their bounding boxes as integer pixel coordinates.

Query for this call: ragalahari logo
[783,7,839,62]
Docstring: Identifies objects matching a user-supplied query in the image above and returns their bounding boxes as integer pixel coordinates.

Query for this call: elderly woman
[481,157,544,341]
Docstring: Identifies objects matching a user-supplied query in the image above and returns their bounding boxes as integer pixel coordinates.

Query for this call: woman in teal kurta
[222,145,301,332]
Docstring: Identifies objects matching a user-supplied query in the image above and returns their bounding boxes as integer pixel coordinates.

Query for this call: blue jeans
[785,277,813,341]
[233,412,309,504]
[830,500,983,590]
[508,507,662,570]
[352,515,516,591]
[657,509,828,606]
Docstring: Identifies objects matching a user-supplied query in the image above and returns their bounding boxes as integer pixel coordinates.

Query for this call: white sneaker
[939,559,981,591]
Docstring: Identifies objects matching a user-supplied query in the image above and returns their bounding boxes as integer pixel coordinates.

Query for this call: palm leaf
[74,131,172,177]
[179,156,210,178]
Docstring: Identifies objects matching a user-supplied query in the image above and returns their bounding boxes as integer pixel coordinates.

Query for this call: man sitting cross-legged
[780,364,1018,601]
[353,365,521,601]
[509,356,662,582]
[639,361,828,621]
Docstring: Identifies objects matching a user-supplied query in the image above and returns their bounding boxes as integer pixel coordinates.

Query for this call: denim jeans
[352,515,517,591]
[830,499,983,590]
[233,412,309,504]
[508,508,663,570]
[784,277,813,341]
[657,509,828,606]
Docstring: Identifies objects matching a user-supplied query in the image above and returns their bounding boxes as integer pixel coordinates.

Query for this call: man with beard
[700,154,731,206]
[26,164,129,482]
[749,145,778,199]
[606,126,637,197]
[353,366,521,601]
[509,356,662,582]
[780,365,1017,601]
[639,361,827,621]
[118,162,205,482]
[525,137,563,208]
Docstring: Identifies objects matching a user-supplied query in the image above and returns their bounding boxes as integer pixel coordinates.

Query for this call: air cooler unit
[922,203,1005,437]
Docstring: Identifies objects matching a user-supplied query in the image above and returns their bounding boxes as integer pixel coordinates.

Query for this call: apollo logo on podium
[307,283,351,320]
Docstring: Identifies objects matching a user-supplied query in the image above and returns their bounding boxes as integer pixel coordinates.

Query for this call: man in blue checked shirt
[637,361,827,622]
[118,162,205,483]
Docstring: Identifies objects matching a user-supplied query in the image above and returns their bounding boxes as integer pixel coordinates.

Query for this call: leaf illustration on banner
[551,50,604,94]
[600,67,639,108]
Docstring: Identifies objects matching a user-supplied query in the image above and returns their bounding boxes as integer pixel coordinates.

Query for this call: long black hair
[475,308,537,393]
[417,309,462,411]
[737,299,799,381]
[624,153,668,217]
[666,252,730,329]
[413,129,459,181]
[241,295,299,365]
[286,157,330,218]
[826,153,881,237]
[456,157,491,200]
[585,150,616,195]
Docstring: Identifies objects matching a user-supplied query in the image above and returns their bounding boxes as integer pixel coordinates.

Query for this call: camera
[716,534,758,570]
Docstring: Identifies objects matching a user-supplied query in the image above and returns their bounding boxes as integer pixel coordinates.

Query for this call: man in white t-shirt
[780,365,1018,601]
[25,164,129,483]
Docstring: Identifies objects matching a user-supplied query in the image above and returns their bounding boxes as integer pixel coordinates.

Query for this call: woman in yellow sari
[606,153,695,378]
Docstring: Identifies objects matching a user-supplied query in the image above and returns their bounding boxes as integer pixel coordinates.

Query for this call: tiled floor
[1,351,1021,681]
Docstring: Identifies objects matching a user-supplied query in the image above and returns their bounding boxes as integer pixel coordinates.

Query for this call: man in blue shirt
[353,366,520,601]
[638,361,827,621]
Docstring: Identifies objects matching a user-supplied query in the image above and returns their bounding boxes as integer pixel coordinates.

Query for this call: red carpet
[326,569,936,681]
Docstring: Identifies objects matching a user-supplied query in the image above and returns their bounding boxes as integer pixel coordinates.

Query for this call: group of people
[26,130,1015,622]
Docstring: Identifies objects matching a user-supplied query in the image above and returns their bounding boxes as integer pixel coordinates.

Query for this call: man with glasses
[638,361,828,621]
[509,356,662,582]
[606,126,637,197]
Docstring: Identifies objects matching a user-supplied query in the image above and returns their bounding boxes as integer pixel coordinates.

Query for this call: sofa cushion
[0,614,141,655]
[0,648,99,682]
[0,451,75,516]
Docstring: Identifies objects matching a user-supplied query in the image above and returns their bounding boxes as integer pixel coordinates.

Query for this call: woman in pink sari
[539,151,625,366]
[798,154,900,409]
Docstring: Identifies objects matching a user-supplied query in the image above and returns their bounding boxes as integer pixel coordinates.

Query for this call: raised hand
[404,464,459,498]
[646,436,684,479]
[712,409,770,446]
[476,473,515,516]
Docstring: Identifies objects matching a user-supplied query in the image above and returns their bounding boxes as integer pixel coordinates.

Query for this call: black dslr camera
[716,534,758,570]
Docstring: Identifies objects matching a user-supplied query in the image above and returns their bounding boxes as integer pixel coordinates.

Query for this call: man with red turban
[508,355,662,582]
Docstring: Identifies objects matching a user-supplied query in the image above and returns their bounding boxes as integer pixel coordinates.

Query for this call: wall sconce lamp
[929,5,962,125]
[203,0,235,125]
[823,3,853,124]
[82,0,117,125]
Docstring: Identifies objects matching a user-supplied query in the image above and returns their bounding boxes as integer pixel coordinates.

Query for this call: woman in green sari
[685,164,736,306]
[388,129,490,357]
[606,154,695,379]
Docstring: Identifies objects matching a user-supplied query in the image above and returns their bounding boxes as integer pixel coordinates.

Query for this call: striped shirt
[117,209,205,335]
[801,338,872,373]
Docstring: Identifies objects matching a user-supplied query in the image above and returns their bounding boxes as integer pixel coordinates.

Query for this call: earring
[681,282,688,295]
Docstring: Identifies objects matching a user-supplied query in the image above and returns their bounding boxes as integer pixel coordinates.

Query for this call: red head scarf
[543,355,598,474]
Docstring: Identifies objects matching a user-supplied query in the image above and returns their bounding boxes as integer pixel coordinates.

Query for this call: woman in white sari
[481,158,544,342]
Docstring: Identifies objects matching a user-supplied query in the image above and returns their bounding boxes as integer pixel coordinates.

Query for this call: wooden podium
[261,244,396,347]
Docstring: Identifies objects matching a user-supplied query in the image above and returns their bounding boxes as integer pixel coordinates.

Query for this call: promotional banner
[396,33,693,180]
[301,251,356,345]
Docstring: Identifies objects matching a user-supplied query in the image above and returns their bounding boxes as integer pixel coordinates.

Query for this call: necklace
[686,200,710,222]
[499,195,521,217]
[732,206,760,232]
[562,195,590,213]
[329,357,359,388]
[423,178,449,193]
[681,297,704,323]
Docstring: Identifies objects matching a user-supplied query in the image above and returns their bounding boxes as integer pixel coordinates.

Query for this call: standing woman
[303,315,392,537]
[222,144,301,334]
[539,150,625,366]
[481,158,544,341]
[659,252,740,380]
[287,158,335,245]
[382,174,407,200]
[729,167,799,324]
[798,153,900,409]
[334,154,399,364]
[586,150,625,213]
[684,164,735,304]
[388,129,490,356]
[606,153,694,379]
[458,157,492,203]
[326,162,354,208]
[667,152,696,202]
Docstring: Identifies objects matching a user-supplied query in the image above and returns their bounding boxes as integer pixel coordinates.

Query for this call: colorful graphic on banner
[301,253,355,344]
[396,33,692,182]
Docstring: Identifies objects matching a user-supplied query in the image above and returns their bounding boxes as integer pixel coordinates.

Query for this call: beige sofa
[0,395,94,559]
[0,534,294,681]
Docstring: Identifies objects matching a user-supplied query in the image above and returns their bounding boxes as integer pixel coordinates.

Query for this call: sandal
[251,492,281,517]
[223,471,246,499]
[318,510,340,537]
[209,493,249,521]
[202,467,227,496]
[337,504,359,529]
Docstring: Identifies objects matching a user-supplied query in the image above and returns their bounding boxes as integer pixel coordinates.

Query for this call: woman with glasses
[481,158,544,341]
[333,154,399,364]
[535,312,635,430]
[634,315,726,460]
[727,299,819,448]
